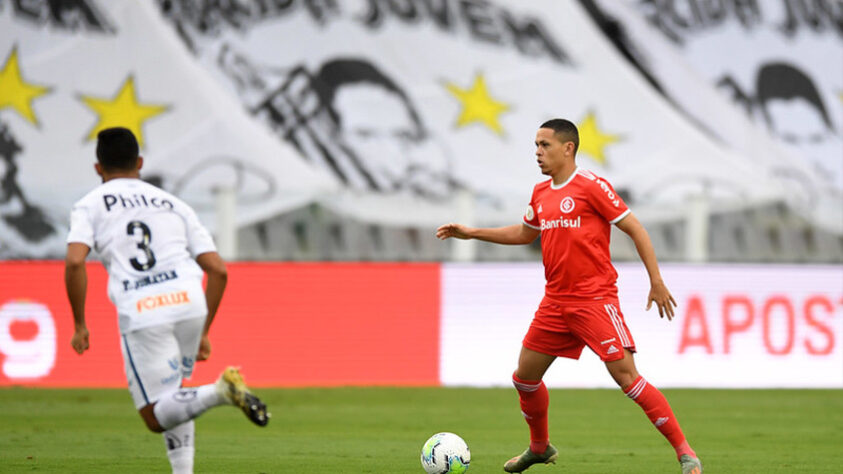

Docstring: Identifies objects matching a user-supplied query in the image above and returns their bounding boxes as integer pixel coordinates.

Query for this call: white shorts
[120,317,205,409]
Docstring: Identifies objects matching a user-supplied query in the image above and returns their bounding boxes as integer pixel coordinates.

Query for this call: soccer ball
[420,432,471,473]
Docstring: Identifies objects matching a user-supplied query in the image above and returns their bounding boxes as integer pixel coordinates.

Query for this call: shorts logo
[606,345,619,355]
[173,389,197,402]
[560,196,575,213]
[160,372,180,385]
[165,432,182,451]
[136,290,190,313]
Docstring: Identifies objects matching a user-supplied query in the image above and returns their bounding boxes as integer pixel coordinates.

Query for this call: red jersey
[522,168,630,302]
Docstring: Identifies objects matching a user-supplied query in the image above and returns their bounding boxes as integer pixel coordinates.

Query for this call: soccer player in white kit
[64,127,269,474]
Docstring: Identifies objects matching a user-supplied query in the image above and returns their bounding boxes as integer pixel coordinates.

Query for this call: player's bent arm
[437,223,539,245]
[195,251,228,335]
[65,242,91,354]
[615,213,676,319]
[615,213,662,281]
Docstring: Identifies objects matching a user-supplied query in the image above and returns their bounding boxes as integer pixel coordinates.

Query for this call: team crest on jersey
[560,196,575,213]
[525,205,535,221]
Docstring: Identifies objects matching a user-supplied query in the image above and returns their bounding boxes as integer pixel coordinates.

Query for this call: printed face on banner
[158,0,584,204]
[0,121,60,249]
[333,82,453,198]
[633,0,843,190]
[242,55,458,199]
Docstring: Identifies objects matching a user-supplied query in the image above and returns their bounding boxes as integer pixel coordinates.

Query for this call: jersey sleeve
[182,205,217,257]
[522,187,541,230]
[66,202,94,247]
[588,177,630,225]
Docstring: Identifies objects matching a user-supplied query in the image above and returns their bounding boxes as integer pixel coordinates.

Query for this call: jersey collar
[550,167,579,190]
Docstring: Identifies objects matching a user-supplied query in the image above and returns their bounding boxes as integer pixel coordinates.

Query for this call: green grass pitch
[1,387,841,473]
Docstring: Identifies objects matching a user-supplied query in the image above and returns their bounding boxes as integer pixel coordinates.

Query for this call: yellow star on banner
[80,76,168,148]
[0,47,51,126]
[577,110,622,166]
[445,73,510,136]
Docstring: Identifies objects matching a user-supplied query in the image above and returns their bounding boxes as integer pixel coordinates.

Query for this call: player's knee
[606,364,638,389]
[615,373,638,390]
[139,405,165,433]
[144,419,165,433]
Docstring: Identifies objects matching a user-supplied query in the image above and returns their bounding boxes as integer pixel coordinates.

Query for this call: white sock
[153,384,226,430]
[163,420,194,474]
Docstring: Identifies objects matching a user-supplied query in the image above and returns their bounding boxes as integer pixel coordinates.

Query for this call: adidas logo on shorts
[606,345,619,355]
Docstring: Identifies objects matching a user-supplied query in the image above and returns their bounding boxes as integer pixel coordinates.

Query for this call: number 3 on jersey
[127,221,156,271]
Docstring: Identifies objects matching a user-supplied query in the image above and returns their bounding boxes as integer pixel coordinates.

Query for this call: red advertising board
[0,262,441,387]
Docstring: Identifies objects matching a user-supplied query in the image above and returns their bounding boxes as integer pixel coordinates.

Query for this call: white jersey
[67,178,216,333]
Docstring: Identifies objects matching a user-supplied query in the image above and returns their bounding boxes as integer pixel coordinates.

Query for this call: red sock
[512,373,549,454]
[624,376,696,460]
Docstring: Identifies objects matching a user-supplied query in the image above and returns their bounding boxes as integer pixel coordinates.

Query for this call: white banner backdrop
[589,0,843,233]
[0,0,337,258]
[154,0,809,227]
[440,263,843,388]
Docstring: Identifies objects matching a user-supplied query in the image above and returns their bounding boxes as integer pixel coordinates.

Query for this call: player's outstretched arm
[195,251,228,361]
[65,242,91,354]
[615,213,677,320]
[436,223,539,245]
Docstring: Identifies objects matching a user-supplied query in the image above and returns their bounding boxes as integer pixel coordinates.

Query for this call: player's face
[535,128,571,177]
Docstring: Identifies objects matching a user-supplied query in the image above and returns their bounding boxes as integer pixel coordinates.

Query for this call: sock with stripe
[153,384,227,431]
[512,373,550,454]
[623,376,696,460]
[163,420,194,474]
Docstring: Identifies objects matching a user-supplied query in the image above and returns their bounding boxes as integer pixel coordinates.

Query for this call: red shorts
[522,296,636,362]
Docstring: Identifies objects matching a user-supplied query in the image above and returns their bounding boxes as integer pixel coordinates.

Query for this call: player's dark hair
[540,118,579,154]
[96,127,139,171]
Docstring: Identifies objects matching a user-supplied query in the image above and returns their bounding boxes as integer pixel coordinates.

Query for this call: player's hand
[71,327,90,354]
[646,281,677,320]
[436,223,472,240]
[197,334,211,361]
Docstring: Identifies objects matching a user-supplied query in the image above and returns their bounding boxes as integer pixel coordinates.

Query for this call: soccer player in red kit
[436,119,702,474]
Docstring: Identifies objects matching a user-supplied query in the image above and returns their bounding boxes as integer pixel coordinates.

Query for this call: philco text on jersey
[103,193,174,212]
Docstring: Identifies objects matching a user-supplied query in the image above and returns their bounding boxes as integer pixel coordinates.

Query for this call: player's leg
[152,318,269,429]
[597,299,700,473]
[147,318,226,430]
[504,344,559,473]
[121,323,199,474]
[504,305,584,473]
[570,301,701,472]
[606,351,701,472]
[514,345,555,452]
